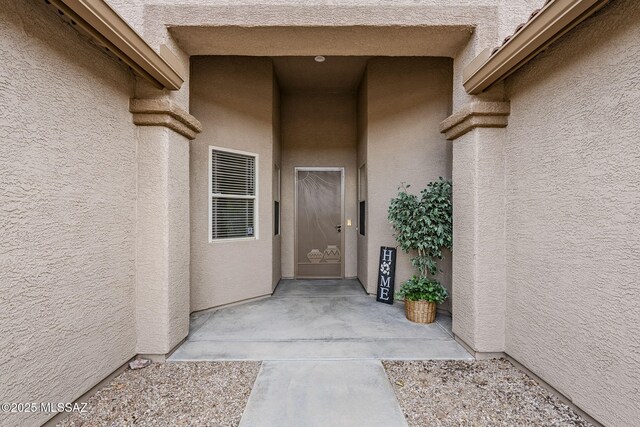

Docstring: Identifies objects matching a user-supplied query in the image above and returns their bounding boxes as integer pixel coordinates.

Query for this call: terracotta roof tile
[491,1,551,57]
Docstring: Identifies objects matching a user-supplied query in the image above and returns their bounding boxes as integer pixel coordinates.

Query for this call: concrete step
[168,338,472,361]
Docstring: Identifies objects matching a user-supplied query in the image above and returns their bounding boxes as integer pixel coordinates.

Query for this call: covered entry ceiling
[273,56,368,92]
[169,26,473,57]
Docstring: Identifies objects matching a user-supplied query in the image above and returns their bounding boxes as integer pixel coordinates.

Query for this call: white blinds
[211,149,257,240]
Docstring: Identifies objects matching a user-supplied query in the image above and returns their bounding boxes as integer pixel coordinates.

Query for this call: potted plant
[388,178,453,324]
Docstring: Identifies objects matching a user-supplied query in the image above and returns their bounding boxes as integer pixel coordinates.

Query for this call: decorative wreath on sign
[380,262,391,275]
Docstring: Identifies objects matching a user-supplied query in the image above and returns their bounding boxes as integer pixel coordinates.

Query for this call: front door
[295,168,344,278]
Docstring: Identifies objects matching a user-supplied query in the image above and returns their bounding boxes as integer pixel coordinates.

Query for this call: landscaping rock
[383,359,592,427]
[129,358,152,370]
[58,362,260,427]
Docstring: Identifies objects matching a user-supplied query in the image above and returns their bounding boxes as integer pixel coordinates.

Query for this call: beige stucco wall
[272,76,282,289]
[500,1,640,425]
[0,1,137,426]
[112,0,539,123]
[356,70,369,287]
[451,126,507,351]
[135,126,191,355]
[190,56,276,311]
[362,58,453,311]
[280,92,359,278]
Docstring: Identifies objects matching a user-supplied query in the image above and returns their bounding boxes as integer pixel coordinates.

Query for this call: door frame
[293,167,345,279]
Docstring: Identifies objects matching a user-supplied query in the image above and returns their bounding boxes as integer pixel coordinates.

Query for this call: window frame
[358,163,367,237]
[274,164,281,236]
[208,146,259,243]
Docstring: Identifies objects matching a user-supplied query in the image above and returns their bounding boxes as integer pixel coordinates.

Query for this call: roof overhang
[47,0,184,90]
[463,0,610,95]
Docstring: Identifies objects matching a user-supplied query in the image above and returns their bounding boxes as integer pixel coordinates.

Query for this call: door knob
[335,225,342,233]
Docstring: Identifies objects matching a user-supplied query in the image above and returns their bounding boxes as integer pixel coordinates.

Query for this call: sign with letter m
[376,246,397,304]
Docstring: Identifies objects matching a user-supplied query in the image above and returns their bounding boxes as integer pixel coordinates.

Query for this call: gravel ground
[383,359,592,427]
[58,362,260,427]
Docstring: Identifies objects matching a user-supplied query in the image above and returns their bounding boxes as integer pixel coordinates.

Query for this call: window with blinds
[209,147,258,241]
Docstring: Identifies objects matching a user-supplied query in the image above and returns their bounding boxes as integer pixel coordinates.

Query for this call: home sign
[376,246,397,304]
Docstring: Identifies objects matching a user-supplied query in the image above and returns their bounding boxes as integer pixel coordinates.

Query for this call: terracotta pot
[404,300,437,324]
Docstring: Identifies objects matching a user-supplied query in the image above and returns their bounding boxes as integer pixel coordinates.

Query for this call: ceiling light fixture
[314,55,326,63]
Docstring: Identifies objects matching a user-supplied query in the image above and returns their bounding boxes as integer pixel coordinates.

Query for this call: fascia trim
[48,0,184,90]
[463,0,610,94]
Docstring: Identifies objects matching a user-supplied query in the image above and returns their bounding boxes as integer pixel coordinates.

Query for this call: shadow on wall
[193,56,273,124]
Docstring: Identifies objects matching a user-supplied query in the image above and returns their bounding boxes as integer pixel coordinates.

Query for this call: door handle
[335,225,342,233]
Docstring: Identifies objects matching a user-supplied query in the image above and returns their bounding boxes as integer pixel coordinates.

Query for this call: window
[358,164,366,236]
[359,201,366,236]
[274,164,281,236]
[209,147,258,241]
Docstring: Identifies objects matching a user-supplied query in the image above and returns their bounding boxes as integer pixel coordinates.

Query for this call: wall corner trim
[439,101,510,140]
[130,98,203,140]
[47,0,184,90]
[463,0,610,94]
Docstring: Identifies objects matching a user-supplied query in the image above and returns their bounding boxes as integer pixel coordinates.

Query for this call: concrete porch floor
[168,280,471,426]
[169,279,471,361]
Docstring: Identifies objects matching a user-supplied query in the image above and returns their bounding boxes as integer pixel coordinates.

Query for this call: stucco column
[440,101,510,355]
[130,98,202,358]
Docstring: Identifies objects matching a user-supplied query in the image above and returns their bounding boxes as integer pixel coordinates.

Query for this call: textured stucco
[0,1,137,426]
[129,98,203,140]
[501,0,640,425]
[356,70,369,288]
[272,76,282,290]
[190,57,275,311]
[362,58,454,313]
[280,92,359,279]
[450,132,477,348]
[113,0,540,114]
[135,126,191,355]
[170,25,473,58]
[9,0,638,425]
[451,127,507,352]
[440,101,510,140]
[105,0,540,113]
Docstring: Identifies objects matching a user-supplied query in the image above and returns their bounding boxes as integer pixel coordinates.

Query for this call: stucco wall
[272,76,282,289]
[502,1,640,425]
[357,70,369,287]
[363,58,453,311]
[280,92,358,278]
[190,56,276,311]
[135,126,191,355]
[0,1,137,426]
[451,127,507,351]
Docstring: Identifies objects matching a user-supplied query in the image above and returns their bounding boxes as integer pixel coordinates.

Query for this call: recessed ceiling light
[314,56,326,63]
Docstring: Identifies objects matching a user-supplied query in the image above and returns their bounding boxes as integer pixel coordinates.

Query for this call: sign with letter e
[376,246,397,304]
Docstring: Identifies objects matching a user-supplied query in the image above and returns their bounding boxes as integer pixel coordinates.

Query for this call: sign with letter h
[376,247,396,304]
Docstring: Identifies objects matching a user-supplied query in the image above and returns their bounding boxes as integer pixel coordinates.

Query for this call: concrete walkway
[170,279,471,361]
[169,279,471,426]
[239,360,408,427]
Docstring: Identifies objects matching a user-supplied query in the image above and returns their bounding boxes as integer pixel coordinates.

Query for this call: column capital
[130,98,202,140]
[439,101,510,141]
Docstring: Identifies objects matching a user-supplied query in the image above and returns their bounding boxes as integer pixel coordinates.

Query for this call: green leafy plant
[396,276,448,303]
[388,177,452,302]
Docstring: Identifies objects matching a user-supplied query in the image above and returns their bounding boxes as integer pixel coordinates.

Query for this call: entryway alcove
[188,55,453,315]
